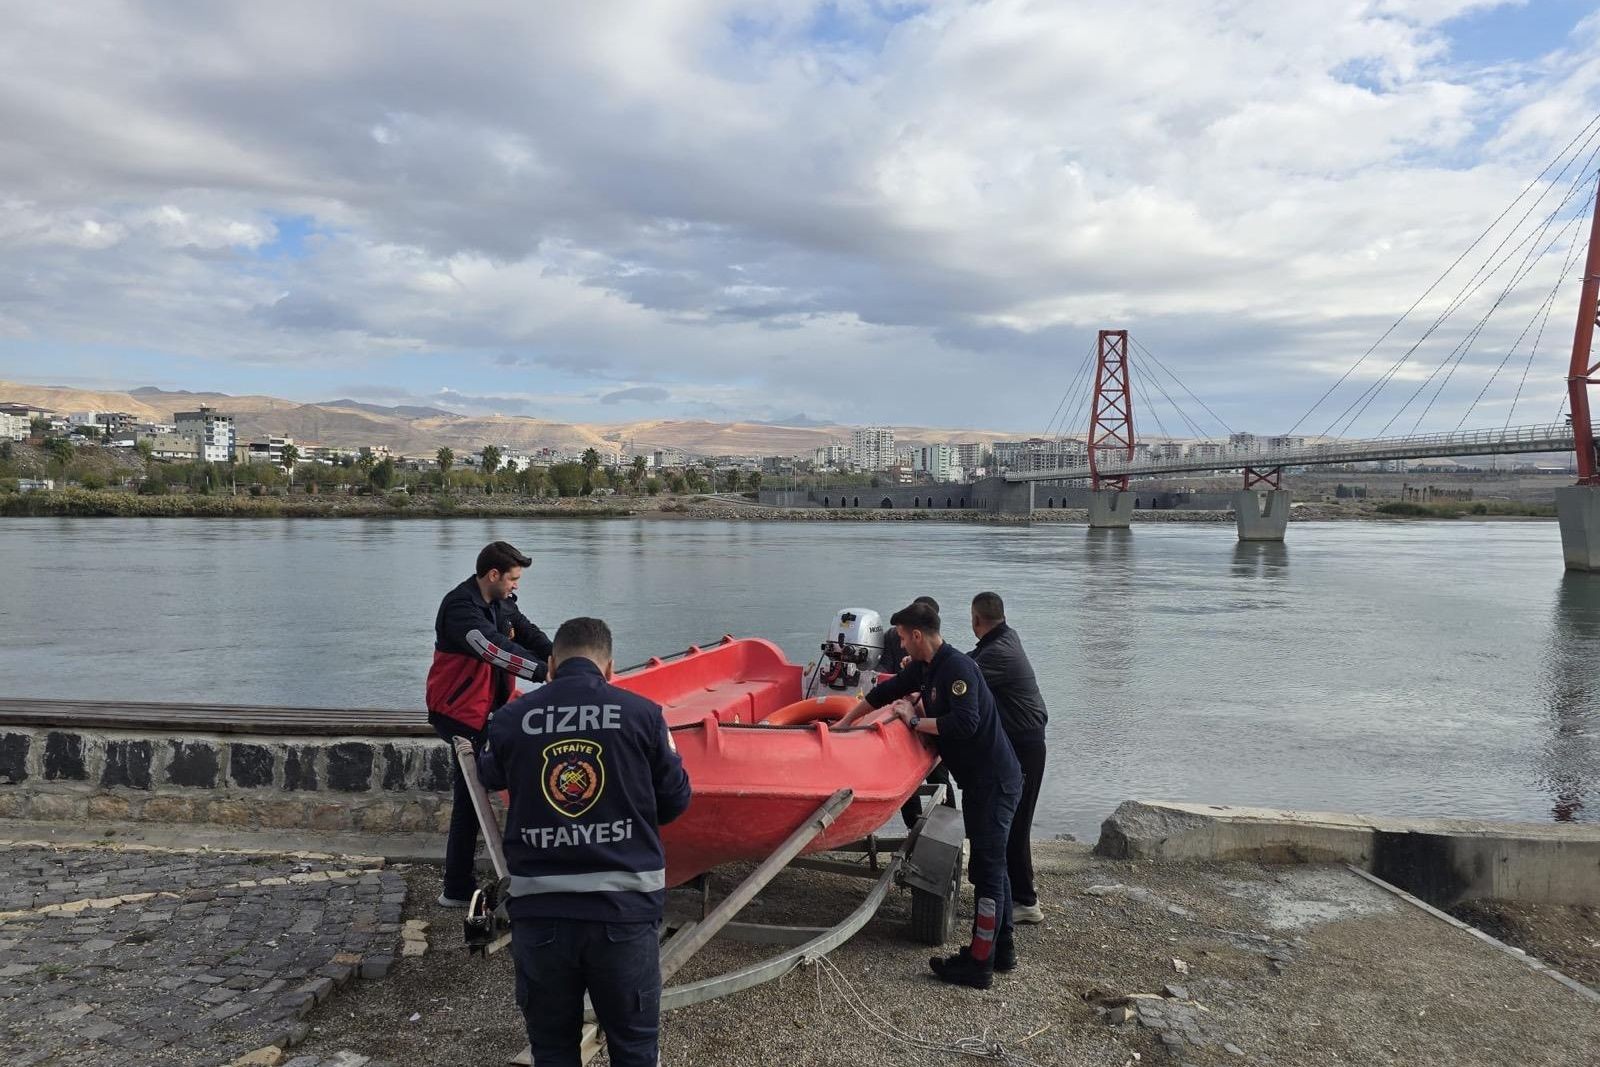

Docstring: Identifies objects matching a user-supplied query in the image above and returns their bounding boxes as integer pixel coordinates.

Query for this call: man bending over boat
[838,601,1024,988]
[479,617,692,1067]
[426,540,553,908]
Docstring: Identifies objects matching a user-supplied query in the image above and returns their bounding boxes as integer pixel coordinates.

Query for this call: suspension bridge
[1000,114,1600,565]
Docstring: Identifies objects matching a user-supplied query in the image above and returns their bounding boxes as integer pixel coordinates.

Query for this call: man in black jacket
[425,541,553,907]
[969,592,1049,925]
[480,617,691,1067]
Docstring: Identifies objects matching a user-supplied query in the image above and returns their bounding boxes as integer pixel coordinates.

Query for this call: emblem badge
[951,680,968,696]
[541,740,605,818]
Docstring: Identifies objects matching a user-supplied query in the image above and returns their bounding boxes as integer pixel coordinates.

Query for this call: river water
[2,516,1596,840]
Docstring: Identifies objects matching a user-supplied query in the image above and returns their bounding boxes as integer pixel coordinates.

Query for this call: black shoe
[929,949,993,989]
[995,936,1017,974]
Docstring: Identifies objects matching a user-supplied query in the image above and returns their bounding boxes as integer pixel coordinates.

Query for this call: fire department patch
[541,739,605,818]
[951,680,968,697]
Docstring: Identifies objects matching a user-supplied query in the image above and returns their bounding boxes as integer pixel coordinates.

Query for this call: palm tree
[280,443,300,487]
[437,447,454,493]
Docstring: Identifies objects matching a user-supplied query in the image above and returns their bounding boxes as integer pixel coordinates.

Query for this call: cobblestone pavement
[0,841,406,1067]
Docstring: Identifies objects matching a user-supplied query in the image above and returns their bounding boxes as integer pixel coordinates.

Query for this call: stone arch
[959,497,966,508]
[914,497,920,508]
[823,497,830,507]
[880,497,894,509]
[852,496,859,508]
[945,497,952,508]
[1047,497,1054,508]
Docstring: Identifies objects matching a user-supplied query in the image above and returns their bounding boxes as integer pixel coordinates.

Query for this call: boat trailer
[451,738,965,1065]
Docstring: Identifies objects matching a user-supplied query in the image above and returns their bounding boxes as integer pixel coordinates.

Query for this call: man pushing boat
[838,601,1024,988]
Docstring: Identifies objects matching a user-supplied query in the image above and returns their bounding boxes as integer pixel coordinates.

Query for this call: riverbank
[10,831,1595,1067]
[0,487,1561,522]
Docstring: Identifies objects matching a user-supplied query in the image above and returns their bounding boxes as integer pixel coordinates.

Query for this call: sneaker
[928,949,994,989]
[1013,902,1044,924]
[437,892,471,909]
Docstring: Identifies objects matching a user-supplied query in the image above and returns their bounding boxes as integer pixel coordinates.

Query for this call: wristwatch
[908,714,922,731]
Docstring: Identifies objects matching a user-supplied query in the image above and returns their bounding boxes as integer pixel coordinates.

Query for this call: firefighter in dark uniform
[479,617,691,1067]
[839,601,1022,987]
[425,541,552,907]
[878,595,956,828]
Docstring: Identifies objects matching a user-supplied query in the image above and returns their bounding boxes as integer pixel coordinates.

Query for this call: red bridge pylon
[1088,329,1135,490]
[1568,175,1600,485]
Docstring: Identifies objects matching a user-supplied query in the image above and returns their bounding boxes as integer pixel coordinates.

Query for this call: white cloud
[0,1,1596,431]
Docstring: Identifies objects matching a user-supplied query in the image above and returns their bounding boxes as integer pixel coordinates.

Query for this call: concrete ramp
[1097,800,1600,909]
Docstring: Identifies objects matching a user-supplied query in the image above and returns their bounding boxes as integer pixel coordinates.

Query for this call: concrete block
[44,731,87,781]
[326,743,373,793]
[420,747,454,793]
[0,732,30,784]
[144,795,204,823]
[1556,486,1600,570]
[166,740,220,788]
[1088,490,1132,528]
[1097,800,1600,908]
[258,800,308,829]
[1233,490,1289,542]
[229,743,276,788]
[102,739,154,790]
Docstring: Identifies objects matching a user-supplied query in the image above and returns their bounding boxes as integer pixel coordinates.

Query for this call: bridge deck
[0,697,431,737]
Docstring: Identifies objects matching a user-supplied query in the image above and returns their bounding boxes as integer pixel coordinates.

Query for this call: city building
[1228,432,1259,453]
[812,443,849,469]
[17,478,55,492]
[1266,435,1307,451]
[912,444,961,482]
[240,435,294,466]
[951,442,984,473]
[143,437,201,462]
[1188,441,1225,459]
[0,411,27,441]
[0,402,53,422]
[174,405,237,463]
[851,427,896,471]
[993,437,1088,473]
[1155,441,1184,461]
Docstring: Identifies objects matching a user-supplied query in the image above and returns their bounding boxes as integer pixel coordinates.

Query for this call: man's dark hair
[476,540,531,577]
[889,601,941,635]
[553,617,614,661]
[913,595,940,614]
[971,592,1005,624]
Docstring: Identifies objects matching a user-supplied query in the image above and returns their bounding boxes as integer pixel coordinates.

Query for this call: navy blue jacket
[866,642,1021,789]
[970,622,1049,746]
[479,657,691,923]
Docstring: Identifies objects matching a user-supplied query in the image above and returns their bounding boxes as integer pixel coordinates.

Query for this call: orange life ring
[762,694,858,726]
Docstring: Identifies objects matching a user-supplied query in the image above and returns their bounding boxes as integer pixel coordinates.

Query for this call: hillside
[0,382,1025,457]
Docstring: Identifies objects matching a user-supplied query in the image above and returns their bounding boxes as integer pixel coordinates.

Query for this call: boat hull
[613,637,935,886]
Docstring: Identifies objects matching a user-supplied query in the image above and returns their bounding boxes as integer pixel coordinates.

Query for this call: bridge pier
[1556,487,1600,570]
[1088,490,1132,528]
[977,476,1033,516]
[1234,489,1290,542]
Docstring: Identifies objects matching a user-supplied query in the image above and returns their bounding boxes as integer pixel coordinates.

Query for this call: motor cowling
[816,608,884,692]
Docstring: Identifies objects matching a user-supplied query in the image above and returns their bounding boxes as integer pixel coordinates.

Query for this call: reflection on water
[1230,542,1289,580]
[1540,575,1600,822]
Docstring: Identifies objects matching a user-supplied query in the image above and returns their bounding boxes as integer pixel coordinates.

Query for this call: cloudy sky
[2,1,1599,435]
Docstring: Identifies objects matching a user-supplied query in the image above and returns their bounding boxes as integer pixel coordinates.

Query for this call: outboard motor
[809,608,884,695]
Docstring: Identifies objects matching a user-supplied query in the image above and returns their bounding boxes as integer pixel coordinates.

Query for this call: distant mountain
[319,398,458,419]
[0,380,1024,457]
[752,413,835,427]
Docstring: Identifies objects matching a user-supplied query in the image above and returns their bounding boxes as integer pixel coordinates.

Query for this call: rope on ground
[805,954,1046,1067]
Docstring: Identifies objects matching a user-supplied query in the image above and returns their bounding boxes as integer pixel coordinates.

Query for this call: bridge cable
[1392,175,1598,436]
[1059,342,1104,441]
[1326,147,1600,439]
[1127,349,1174,447]
[1130,334,1237,438]
[1041,339,1097,439]
[1328,146,1600,439]
[1467,214,1591,430]
[1128,340,1213,443]
[1282,107,1600,438]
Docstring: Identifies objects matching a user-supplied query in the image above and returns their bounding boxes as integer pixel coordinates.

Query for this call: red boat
[614,635,937,887]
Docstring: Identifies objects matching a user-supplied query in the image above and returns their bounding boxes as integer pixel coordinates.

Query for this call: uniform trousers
[960,777,1022,948]
[1006,734,1048,908]
[431,716,486,903]
[512,917,661,1067]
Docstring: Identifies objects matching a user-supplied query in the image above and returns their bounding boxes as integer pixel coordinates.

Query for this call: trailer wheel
[910,860,960,945]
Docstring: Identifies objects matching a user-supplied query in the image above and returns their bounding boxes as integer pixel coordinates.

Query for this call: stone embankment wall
[0,727,452,833]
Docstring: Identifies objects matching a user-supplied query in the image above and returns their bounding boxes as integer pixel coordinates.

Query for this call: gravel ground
[1449,898,1600,990]
[289,843,1600,1067]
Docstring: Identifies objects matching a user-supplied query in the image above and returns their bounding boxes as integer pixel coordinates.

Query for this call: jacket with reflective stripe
[425,576,552,731]
[479,657,692,922]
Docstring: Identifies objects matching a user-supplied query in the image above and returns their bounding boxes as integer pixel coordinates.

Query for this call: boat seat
[664,678,789,726]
